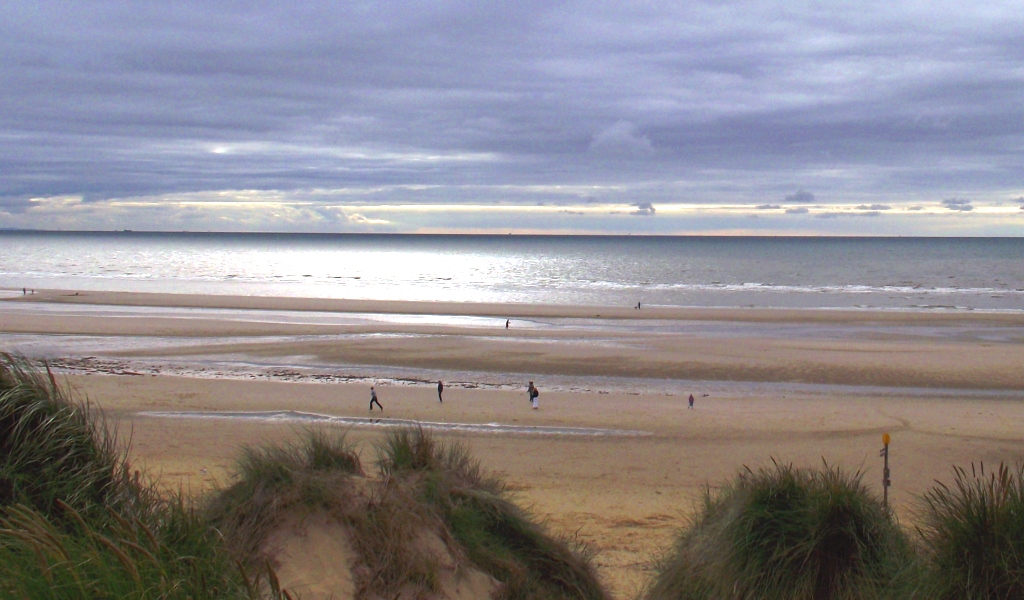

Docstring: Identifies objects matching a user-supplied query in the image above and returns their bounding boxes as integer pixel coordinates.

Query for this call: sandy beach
[4,289,1024,596]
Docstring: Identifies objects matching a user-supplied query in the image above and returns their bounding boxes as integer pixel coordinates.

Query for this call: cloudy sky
[2,1,1023,235]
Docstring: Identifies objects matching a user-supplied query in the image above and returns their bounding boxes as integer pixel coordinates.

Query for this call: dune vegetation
[916,462,1024,600]
[0,354,268,599]
[2,353,1023,599]
[642,460,916,600]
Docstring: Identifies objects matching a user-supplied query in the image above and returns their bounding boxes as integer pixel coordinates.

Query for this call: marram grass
[378,426,610,600]
[643,459,916,600]
[917,462,1024,600]
[0,354,283,599]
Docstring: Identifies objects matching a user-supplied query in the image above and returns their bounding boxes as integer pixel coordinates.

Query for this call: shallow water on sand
[4,299,1024,399]
[139,410,653,437]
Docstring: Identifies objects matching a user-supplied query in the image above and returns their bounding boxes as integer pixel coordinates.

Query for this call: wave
[550,280,1024,296]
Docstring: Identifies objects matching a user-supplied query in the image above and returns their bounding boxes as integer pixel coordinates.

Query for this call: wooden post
[880,433,891,509]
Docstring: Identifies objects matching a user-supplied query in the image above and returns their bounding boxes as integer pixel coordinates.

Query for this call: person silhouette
[369,386,383,411]
[437,380,444,402]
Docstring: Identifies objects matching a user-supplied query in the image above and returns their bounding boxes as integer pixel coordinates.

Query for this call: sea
[1,231,1022,312]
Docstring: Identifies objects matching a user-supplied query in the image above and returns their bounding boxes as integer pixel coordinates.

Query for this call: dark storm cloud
[785,189,815,204]
[1,0,1024,225]
[0,195,34,214]
[941,198,974,211]
[816,211,880,218]
[631,202,656,216]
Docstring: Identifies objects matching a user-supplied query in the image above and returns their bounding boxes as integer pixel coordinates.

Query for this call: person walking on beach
[437,380,444,403]
[528,381,539,409]
[688,393,694,409]
[369,386,383,411]
[505,319,510,329]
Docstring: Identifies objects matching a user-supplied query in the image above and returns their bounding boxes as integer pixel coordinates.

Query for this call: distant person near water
[437,380,444,402]
[528,381,539,409]
[369,386,383,411]
[688,393,694,409]
[505,319,510,329]
[636,301,641,310]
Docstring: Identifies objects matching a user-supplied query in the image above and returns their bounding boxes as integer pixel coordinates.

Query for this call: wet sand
[4,290,1024,391]
[4,289,1024,596]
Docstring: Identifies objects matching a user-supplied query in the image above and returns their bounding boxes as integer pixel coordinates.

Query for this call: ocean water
[1,232,1022,311]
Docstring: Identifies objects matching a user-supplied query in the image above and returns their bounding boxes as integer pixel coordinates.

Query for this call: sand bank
[4,289,1024,390]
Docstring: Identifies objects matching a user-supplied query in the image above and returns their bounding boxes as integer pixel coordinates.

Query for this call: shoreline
[6,288,1024,324]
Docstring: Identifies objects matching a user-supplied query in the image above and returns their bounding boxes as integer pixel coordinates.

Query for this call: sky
[2,1,1023,235]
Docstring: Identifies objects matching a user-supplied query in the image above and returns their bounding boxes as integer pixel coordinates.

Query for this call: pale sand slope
[67,376,1024,598]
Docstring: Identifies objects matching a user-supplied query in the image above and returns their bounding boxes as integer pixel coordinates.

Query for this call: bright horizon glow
[5,193,1023,236]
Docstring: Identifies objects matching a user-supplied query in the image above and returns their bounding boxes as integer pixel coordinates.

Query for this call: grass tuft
[0,353,274,599]
[377,426,610,600]
[644,459,915,600]
[0,353,126,521]
[917,462,1024,600]
[204,426,363,565]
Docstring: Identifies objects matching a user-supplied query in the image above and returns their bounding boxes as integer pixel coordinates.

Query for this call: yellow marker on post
[882,433,890,446]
